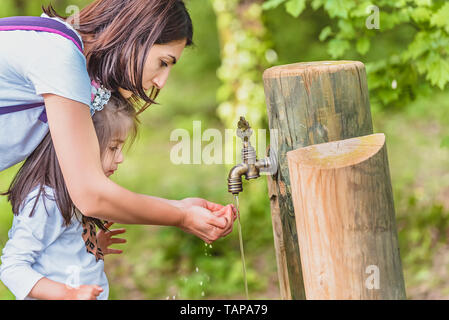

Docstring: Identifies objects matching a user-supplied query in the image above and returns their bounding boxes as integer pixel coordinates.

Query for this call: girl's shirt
[0,185,109,300]
[0,13,91,171]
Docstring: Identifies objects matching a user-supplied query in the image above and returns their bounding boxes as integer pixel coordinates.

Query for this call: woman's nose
[153,70,170,90]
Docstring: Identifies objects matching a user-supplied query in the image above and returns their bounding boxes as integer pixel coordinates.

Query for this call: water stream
[234,194,249,300]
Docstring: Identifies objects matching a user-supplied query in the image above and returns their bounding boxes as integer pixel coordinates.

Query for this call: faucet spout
[227,163,248,195]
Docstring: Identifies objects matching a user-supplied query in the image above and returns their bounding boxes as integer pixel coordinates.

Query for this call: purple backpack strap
[0,16,84,123]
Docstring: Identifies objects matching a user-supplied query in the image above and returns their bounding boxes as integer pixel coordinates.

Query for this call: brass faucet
[227,117,278,195]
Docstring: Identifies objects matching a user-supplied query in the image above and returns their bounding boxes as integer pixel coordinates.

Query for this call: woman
[0,0,235,244]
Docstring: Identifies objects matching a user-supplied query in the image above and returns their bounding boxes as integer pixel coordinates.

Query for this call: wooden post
[266,172,292,300]
[286,133,406,299]
[263,61,374,299]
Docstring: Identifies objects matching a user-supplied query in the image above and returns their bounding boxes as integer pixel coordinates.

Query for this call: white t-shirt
[0,14,91,171]
[0,185,109,300]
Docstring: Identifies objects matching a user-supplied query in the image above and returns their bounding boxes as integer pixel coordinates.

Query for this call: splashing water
[234,194,249,300]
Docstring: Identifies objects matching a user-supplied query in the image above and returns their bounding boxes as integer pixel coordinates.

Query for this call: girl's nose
[116,150,124,164]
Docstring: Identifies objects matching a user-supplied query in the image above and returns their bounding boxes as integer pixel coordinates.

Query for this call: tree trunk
[286,133,406,299]
[263,61,374,299]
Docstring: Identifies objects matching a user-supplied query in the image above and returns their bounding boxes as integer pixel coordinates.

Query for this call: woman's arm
[43,94,232,241]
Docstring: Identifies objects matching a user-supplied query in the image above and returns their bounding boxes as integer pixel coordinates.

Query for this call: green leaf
[403,31,431,60]
[327,39,350,58]
[430,3,449,31]
[351,1,376,18]
[261,0,287,10]
[311,0,324,10]
[356,37,370,55]
[426,54,449,90]
[319,26,333,41]
[337,19,355,38]
[415,0,432,6]
[323,0,356,19]
[285,0,306,17]
[411,7,432,23]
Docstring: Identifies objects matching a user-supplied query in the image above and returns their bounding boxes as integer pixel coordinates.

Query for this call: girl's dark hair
[1,95,138,230]
[43,0,194,115]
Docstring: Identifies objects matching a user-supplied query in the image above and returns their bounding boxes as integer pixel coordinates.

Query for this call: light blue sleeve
[0,188,66,300]
[24,32,92,108]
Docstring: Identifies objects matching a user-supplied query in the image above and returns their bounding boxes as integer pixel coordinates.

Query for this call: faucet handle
[237,127,253,142]
[237,116,250,131]
[236,116,253,142]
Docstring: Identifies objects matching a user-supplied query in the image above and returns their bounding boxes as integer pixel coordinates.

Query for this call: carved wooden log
[286,133,406,299]
[263,61,374,299]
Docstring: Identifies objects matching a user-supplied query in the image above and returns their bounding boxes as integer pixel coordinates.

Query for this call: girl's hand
[179,202,237,244]
[96,222,127,255]
[65,285,103,300]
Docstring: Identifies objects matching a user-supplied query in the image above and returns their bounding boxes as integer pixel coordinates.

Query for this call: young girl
[0,0,236,244]
[0,95,136,300]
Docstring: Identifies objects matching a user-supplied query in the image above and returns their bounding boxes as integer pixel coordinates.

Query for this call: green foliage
[262,0,449,111]
[211,0,273,131]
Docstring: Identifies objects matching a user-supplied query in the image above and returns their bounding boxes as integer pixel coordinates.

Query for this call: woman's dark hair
[43,0,194,114]
[1,95,138,230]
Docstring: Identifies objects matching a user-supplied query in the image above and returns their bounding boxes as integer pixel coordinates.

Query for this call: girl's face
[102,135,126,177]
[119,39,187,99]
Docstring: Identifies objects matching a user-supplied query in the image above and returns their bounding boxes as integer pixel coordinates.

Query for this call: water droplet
[204,242,208,247]
[392,79,398,90]
[196,267,199,272]
[209,244,212,248]
[200,281,203,286]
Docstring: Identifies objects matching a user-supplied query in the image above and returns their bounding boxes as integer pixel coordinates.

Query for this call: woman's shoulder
[37,14,84,57]
[0,15,91,106]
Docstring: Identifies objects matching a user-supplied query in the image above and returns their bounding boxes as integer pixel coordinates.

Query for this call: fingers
[86,286,103,300]
[105,248,123,255]
[209,215,227,229]
[222,226,233,237]
[108,228,126,236]
[93,286,103,299]
[205,200,225,212]
[103,221,114,230]
[221,205,235,228]
[110,237,127,244]
[213,205,236,239]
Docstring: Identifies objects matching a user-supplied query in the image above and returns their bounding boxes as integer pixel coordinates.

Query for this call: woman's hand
[96,222,127,255]
[178,198,237,243]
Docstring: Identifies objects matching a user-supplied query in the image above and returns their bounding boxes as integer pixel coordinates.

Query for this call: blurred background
[1,0,449,299]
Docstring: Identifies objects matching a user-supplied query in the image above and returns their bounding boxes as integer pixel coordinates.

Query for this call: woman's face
[119,39,187,99]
